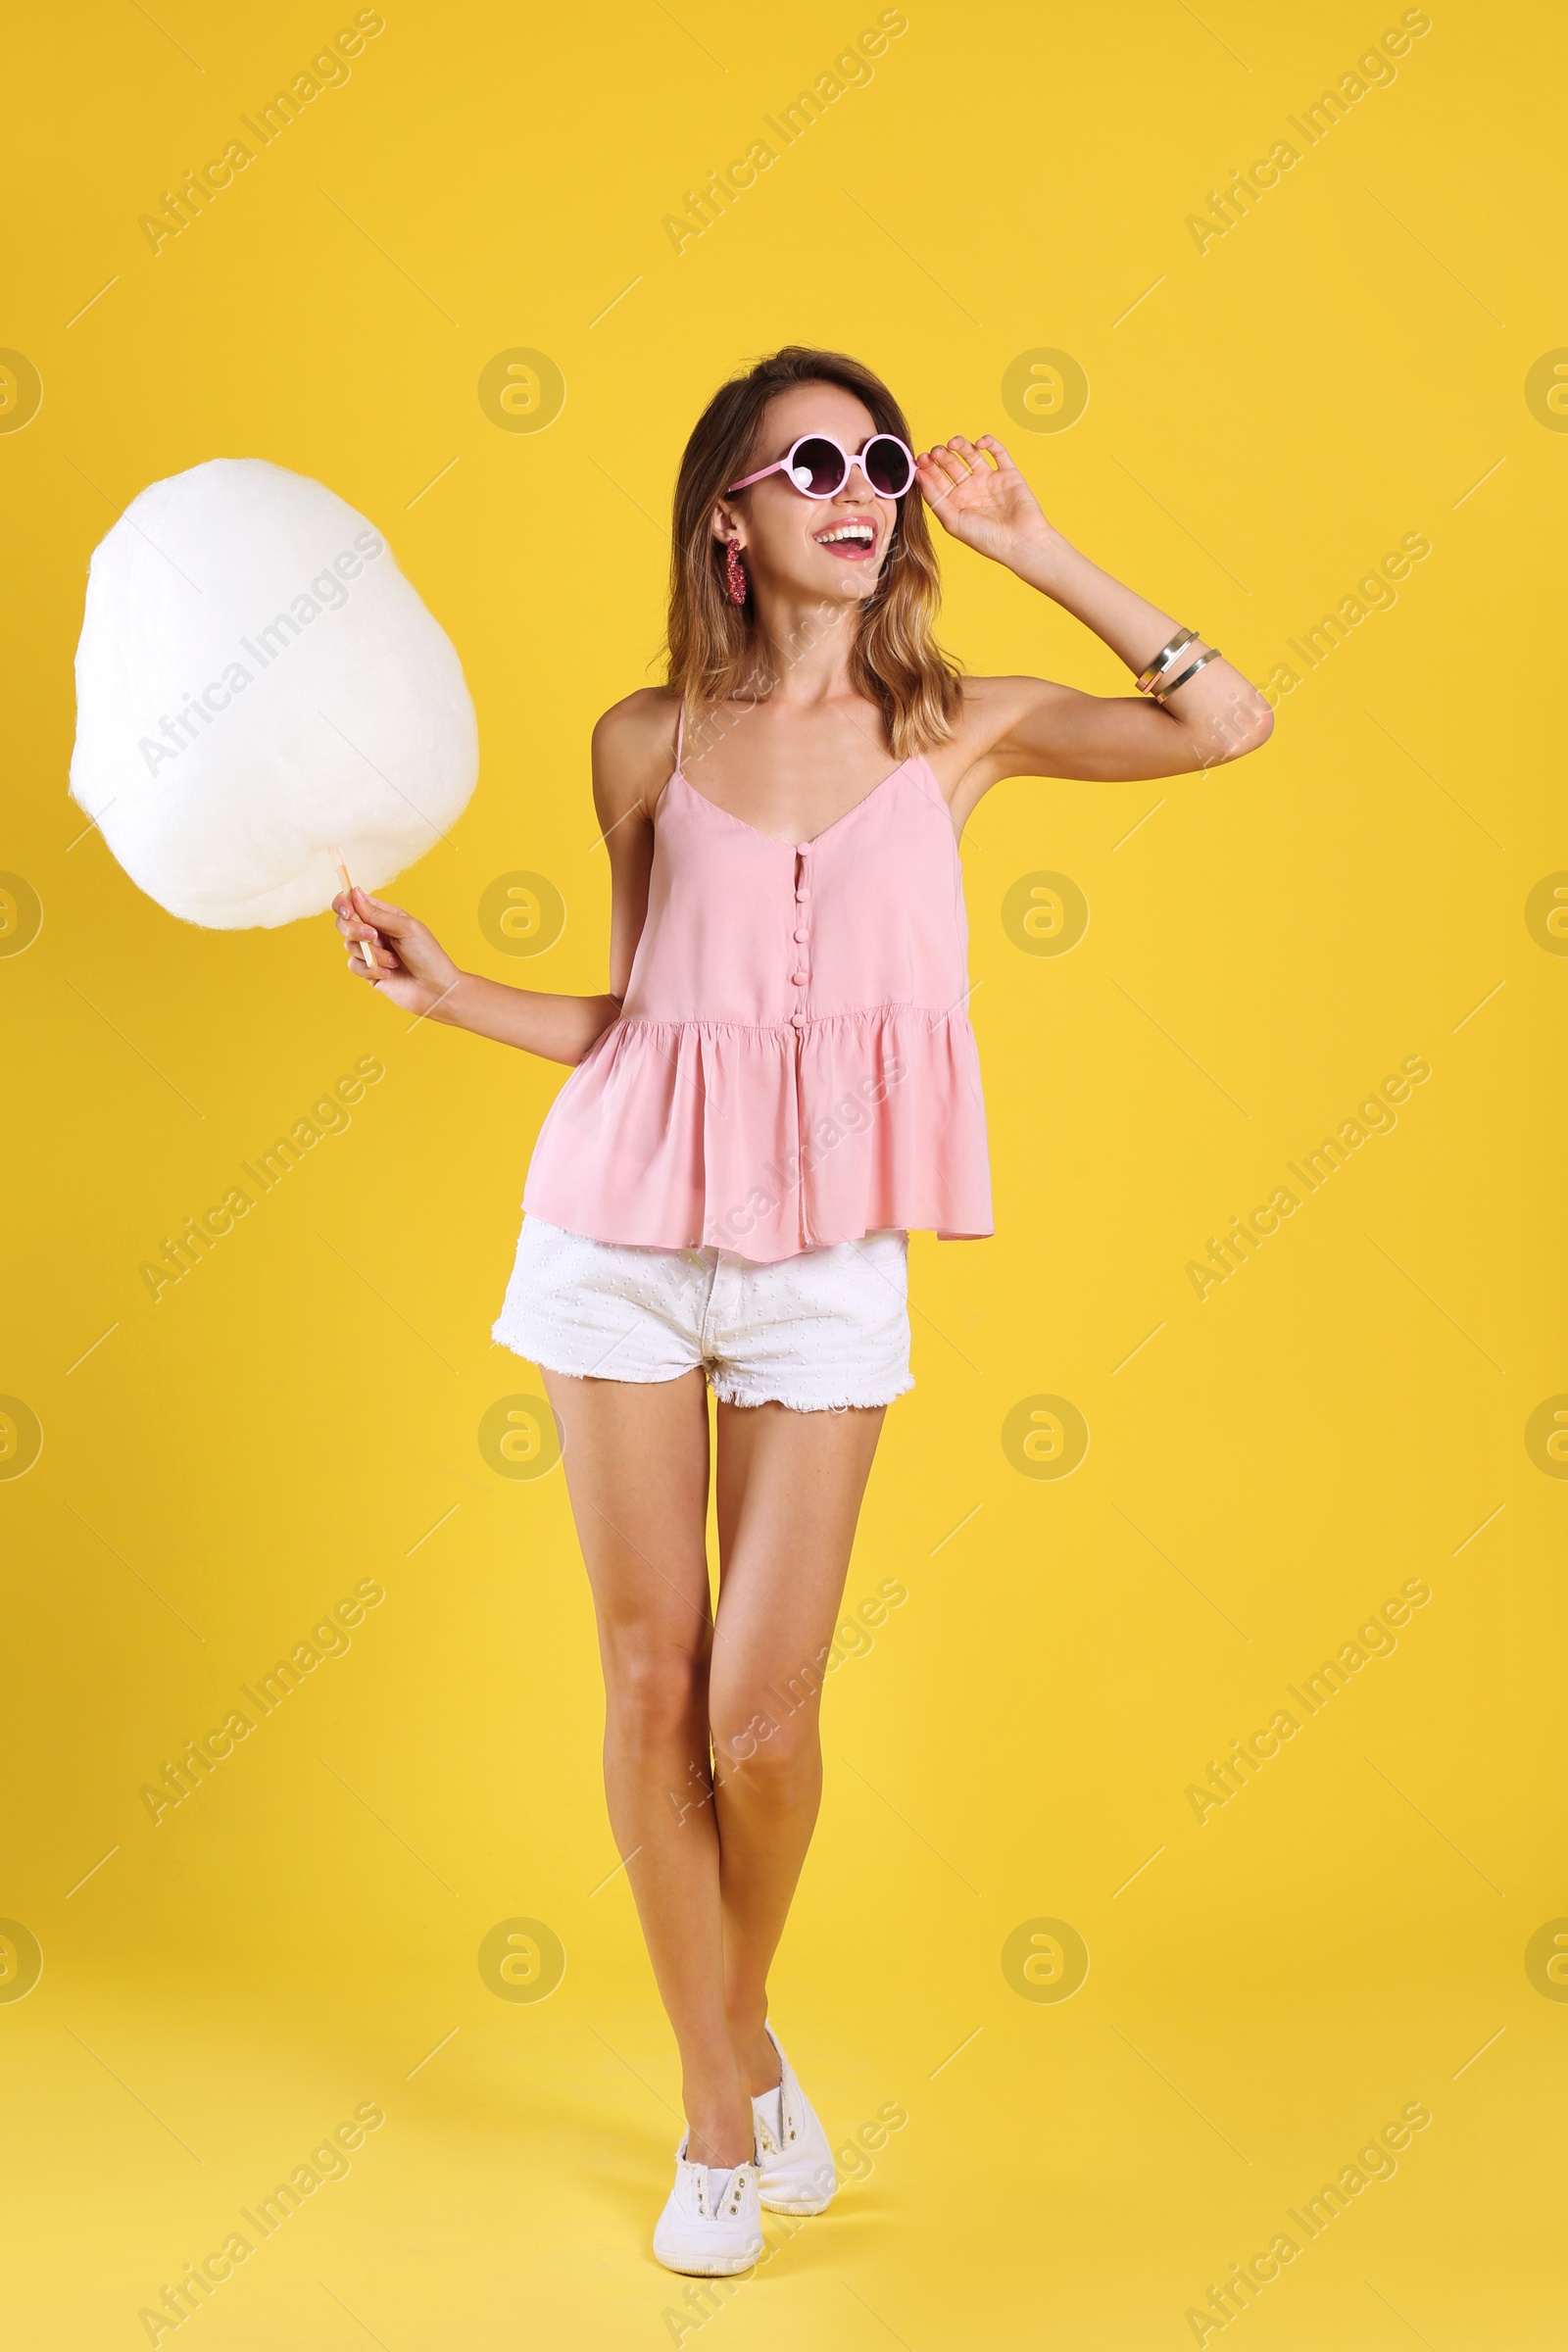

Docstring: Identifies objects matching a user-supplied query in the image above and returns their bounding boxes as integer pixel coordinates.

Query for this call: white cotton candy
[69,458,478,928]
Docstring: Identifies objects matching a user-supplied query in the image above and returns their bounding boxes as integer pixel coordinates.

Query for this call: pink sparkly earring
[724,538,747,606]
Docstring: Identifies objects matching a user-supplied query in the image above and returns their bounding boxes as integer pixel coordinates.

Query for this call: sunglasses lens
[788,437,848,496]
[863,436,912,496]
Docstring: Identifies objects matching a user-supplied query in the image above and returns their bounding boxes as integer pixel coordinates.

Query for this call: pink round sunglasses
[726,430,916,501]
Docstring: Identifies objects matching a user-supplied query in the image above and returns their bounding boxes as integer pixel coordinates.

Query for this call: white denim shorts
[492,1217,912,1411]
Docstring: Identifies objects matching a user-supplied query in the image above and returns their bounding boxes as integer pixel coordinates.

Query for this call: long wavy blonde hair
[665,346,962,761]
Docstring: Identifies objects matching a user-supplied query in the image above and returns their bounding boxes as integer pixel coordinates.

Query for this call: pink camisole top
[521,704,994,1263]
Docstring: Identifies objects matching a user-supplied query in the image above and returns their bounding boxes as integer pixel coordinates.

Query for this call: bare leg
[709,1399,887,2096]
[542,1368,753,2168]
[544,1374,888,2160]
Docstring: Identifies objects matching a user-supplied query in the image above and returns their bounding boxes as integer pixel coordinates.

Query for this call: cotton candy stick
[334,850,377,969]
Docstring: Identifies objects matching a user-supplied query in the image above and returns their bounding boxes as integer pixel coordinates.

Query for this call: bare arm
[914,434,1274,808]
[332,693,671,1066]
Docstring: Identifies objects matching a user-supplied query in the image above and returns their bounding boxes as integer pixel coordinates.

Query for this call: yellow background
[4,1,1564,2344]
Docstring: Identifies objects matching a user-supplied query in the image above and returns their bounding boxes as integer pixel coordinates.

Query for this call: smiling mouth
[813,519,877,559]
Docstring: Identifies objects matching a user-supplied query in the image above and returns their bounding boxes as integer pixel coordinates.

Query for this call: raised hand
[332,887,464,1020]
[913,434,1050,565]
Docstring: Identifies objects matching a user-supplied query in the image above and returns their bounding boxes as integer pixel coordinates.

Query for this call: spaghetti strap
[673,699,686,771]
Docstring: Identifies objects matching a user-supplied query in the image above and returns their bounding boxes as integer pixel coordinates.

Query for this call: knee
[711,1691,820,1796]
[603,1641,708,1756]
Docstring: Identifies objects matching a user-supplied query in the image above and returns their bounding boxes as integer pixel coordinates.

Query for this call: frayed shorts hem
[709,1372,914,1414]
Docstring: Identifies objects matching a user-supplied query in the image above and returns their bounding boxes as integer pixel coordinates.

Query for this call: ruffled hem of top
[521,1003,994,1263]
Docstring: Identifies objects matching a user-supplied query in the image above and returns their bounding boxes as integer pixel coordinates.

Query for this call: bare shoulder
[591,687,679,825]
[926,673,1071,794]
[956,672,1071,746]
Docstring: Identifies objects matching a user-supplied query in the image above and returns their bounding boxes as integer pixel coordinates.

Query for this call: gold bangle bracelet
[1134,627,1197,694]
[1152,646,1222,703]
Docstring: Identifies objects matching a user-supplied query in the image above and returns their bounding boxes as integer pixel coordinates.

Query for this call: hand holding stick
[334,851,377,969]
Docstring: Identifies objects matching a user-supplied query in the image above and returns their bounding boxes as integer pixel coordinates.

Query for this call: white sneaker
[751,2025,837,2215]
[652,2134,764,2276]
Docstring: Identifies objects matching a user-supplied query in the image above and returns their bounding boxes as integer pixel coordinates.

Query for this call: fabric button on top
[790,868,809,990]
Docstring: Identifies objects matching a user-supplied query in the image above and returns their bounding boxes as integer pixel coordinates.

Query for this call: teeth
[816,525,874,545]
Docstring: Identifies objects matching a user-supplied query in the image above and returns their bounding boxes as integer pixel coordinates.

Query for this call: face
[714,381,903,606]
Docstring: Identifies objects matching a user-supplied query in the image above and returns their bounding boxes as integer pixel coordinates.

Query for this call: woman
[333,345,1272,2275]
